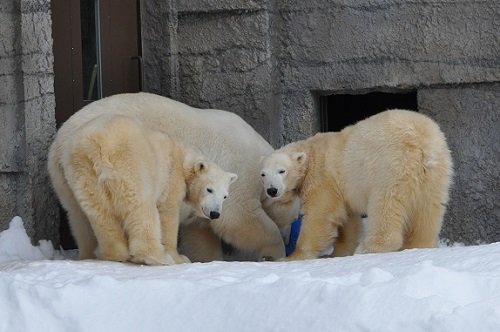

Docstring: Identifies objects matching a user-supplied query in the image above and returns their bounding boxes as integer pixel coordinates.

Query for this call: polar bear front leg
[158,199,191,264]
[285,188,344,261]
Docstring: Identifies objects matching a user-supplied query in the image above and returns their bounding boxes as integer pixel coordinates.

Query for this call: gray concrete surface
[419,85,500,244]
[0,0,58,244]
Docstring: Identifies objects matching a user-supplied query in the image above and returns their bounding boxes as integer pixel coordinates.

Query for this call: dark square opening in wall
[320,91,418,132]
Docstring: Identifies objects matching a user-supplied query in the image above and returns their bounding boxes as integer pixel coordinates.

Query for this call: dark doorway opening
[320,91,418,132]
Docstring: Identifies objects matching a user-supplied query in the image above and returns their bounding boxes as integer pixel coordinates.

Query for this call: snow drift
[0,217,499,332]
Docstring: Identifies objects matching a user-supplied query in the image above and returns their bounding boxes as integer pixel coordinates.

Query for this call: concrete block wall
[419,85,500,244]
[142,0,283,144]
[0,0,58,244]
[276,0,500,140]
[142,0,500,244]
[0,0,24,227]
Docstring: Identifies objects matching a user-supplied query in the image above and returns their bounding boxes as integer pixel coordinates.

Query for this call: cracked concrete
[0,0,58,245]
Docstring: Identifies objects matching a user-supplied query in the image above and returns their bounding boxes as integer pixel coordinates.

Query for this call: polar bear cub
[260,110,453,260]
[48,114,237,265]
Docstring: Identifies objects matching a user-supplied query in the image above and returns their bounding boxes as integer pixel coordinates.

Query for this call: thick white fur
[48,114,237,265]
[261,110,453,260]
[49,92,299,262]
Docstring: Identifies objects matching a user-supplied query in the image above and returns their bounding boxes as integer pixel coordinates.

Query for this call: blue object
[285,218,302,256]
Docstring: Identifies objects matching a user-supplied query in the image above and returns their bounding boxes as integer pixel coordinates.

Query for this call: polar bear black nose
[209,211,220,220]
[267,187,278,197]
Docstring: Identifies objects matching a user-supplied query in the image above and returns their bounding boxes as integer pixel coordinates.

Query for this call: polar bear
[48,114,237,265]
[49,92,299,262]
[260,110,453,260]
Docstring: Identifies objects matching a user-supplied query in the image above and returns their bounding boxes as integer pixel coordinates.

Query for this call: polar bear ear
[195,160,206,173]
[292,152,307,164]
[228,173,238,184]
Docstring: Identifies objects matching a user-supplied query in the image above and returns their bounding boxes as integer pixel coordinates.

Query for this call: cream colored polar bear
[49,92,299,262]
[261,110,453,260]
[48,114,237,265]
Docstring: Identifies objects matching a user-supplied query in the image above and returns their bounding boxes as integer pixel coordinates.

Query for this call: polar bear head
[260,151,307,199]
[184,157,237,221]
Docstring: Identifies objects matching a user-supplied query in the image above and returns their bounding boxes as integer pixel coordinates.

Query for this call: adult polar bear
[49,114,237,265]
[52,92,298,261]
[261,110,453,260]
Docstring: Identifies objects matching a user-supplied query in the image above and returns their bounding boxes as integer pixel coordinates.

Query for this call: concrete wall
[419,85,500,244]
[141,0,283,144]
[0,0,58,244]
[142,0,500,244]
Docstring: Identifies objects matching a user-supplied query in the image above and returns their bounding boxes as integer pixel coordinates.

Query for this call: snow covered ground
[1,216,499,332]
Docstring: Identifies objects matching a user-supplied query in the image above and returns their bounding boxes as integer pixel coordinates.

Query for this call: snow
[1,217,499,332]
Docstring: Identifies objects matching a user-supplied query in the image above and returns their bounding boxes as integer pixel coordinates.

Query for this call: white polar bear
[49,92,300,262]
[261,110,453,260]
[48,114,237,265]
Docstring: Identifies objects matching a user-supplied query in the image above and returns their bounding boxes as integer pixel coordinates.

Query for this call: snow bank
[0,216,58,263]
[1,217,499,332]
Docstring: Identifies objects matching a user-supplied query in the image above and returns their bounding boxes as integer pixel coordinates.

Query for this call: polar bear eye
[224,195,227,200]
[207,188,213,194]
[278,170,286,174]
[260,173,265,177]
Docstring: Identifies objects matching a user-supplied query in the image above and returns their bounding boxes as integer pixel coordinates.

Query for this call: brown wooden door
[100,0,141,97]
[52,0,141,126]
[52,0,142,248]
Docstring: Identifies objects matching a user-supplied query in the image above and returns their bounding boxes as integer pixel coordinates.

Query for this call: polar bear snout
[201,201,224,221]
[209,210,220,220]
[266,187,278,197]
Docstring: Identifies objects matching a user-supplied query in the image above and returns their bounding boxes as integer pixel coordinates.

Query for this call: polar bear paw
[165,250,191,264]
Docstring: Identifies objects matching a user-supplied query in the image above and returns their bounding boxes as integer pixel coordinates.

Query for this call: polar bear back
[61,93,273,197]
[340,109,452,214]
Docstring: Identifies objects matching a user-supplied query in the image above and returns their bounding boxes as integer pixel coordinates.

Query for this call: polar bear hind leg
[333,213,362,257]
[64,152,130,262]
[48,153,97,259]
[355,185,409,254]
[402,191,446,249]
